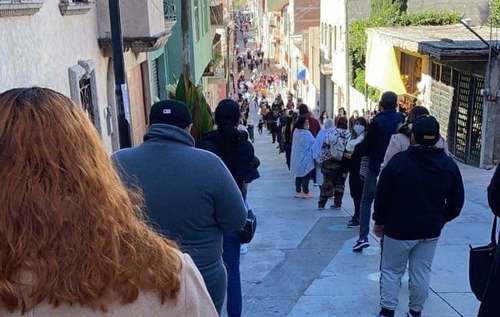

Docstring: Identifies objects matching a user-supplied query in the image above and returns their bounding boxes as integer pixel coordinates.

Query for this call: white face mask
[353,124,365,136]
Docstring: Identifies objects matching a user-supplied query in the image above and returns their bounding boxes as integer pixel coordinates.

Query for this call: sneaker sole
[352,243,370,252]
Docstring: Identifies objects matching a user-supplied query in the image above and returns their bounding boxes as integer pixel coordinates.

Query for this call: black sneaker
[347,219,360,228]
[352,239,370,252]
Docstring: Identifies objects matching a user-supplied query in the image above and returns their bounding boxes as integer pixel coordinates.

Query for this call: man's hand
[373,225,384,238]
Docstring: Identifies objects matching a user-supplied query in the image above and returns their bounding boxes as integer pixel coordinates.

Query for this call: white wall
[0,0,112,151]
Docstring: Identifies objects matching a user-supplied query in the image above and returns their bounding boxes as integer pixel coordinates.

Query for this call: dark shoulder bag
[469,217,498,301]
[240,208,257,244]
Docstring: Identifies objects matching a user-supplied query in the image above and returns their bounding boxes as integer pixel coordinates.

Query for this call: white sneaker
[240,245,248,255]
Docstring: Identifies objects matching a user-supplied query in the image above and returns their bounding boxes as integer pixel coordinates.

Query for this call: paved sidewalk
[238,128,495,317]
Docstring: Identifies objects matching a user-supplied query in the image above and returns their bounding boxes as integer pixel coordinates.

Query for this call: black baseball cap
[149,100,192,129]
[412,115,440,146]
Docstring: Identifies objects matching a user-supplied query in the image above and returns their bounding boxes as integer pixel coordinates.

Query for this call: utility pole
[344,0,350,116]
[109,0,132,149]
[480,43,500,168]
[181,0,192,78]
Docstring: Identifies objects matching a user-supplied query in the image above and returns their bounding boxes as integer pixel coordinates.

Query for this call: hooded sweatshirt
[373,146,465,240]
[112,124,247,313]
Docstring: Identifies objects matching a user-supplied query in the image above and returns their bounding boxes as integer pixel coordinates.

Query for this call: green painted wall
[164,0,213,86]
[190,0,213,85]
[165,0,183,86]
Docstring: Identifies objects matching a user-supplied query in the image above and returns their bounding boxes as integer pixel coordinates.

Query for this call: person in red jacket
[298,104,321,137]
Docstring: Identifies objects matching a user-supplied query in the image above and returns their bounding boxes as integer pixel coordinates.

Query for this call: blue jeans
[359,169,379,240]
[223,231,242,317]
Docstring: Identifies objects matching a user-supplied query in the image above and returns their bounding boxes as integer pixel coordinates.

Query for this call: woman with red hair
[0,87,217,316]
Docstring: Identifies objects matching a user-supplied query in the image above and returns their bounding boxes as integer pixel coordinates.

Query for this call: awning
[365,30,406,95]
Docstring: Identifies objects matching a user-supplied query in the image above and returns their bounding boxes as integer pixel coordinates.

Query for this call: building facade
[0,0,176,151]
[365,25,500,167]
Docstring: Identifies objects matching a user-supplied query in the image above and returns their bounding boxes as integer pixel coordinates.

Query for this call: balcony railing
[164,0,176,21]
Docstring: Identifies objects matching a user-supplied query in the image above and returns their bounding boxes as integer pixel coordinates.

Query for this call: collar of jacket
[409,144,445,154]
[143,124,194,147]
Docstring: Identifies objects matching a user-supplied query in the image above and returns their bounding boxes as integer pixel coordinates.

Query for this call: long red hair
[0,88,181,312]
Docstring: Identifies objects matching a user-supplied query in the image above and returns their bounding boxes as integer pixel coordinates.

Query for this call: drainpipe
[344,0,350,116]
[109,0,132,148]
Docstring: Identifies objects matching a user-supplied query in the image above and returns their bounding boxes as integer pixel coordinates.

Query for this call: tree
[491,0,500,27]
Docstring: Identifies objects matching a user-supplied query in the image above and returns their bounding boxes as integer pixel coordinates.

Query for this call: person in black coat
[198,99,259,317]
[373,116,464,317]
[478,164,500,317]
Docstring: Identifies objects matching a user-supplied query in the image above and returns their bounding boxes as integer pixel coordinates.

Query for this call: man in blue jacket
[112,100,247,314]
[372,115,464,317]
[353,91,405,251]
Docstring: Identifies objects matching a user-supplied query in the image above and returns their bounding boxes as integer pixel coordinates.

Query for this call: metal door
[450,71,484,166]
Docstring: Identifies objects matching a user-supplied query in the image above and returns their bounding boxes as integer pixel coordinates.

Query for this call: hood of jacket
[408,145,447,173]
[143,124,195,147]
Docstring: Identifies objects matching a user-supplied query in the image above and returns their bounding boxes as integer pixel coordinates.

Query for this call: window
[0,0,44,17]
[79,77,96,124]
[194,0,200,41]
[151,58,161,100]
[59,0,93,16]
[333,26,336,52]
[328,26,332,59]
[68,60,101,133]
[400,52,422,95]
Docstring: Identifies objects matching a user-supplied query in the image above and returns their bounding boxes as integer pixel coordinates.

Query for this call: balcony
[97,0,176,54]
[0,0,43,17]
[164,0,176,32]
[210,2,223,26]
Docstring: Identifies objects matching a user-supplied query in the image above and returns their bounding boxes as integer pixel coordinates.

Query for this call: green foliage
[491,0,500,27]
[353,68,381,102]
[396,11,461,26]
[370,0,405,25]
[168,74,214,141]
[348,1,461,98]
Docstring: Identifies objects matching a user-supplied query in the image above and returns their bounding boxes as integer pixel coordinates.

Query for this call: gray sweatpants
[380,236,439,313]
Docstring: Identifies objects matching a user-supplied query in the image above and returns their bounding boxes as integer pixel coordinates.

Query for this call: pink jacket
[1,253,218,317]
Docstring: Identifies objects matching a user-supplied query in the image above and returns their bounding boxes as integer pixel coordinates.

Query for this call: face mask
[353,124,365,136]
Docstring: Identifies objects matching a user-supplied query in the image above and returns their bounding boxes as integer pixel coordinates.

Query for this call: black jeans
[295,175,310,194]
[349,170,364,221]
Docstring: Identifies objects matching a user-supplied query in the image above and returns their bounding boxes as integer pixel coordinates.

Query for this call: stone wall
[407,0,490,25]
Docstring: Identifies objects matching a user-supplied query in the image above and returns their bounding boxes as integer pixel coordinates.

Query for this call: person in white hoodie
[381,106,447,169]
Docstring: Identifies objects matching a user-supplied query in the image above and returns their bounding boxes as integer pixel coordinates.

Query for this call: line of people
[0,87,259,317]
[263,90,473,317]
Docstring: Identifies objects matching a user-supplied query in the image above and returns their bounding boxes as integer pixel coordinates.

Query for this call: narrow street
[237,124,494,317]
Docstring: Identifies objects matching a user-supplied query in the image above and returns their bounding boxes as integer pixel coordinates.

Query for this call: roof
[367,25,500,61]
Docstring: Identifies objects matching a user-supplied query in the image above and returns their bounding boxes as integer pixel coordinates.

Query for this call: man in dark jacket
[353,91,405,252]
[373,115,465,317]
[112,100,247,314]
[478,163,500,317]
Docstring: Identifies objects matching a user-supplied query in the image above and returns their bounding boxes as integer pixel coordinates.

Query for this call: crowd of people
[256,90,500,317]
[0,8,499,317]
